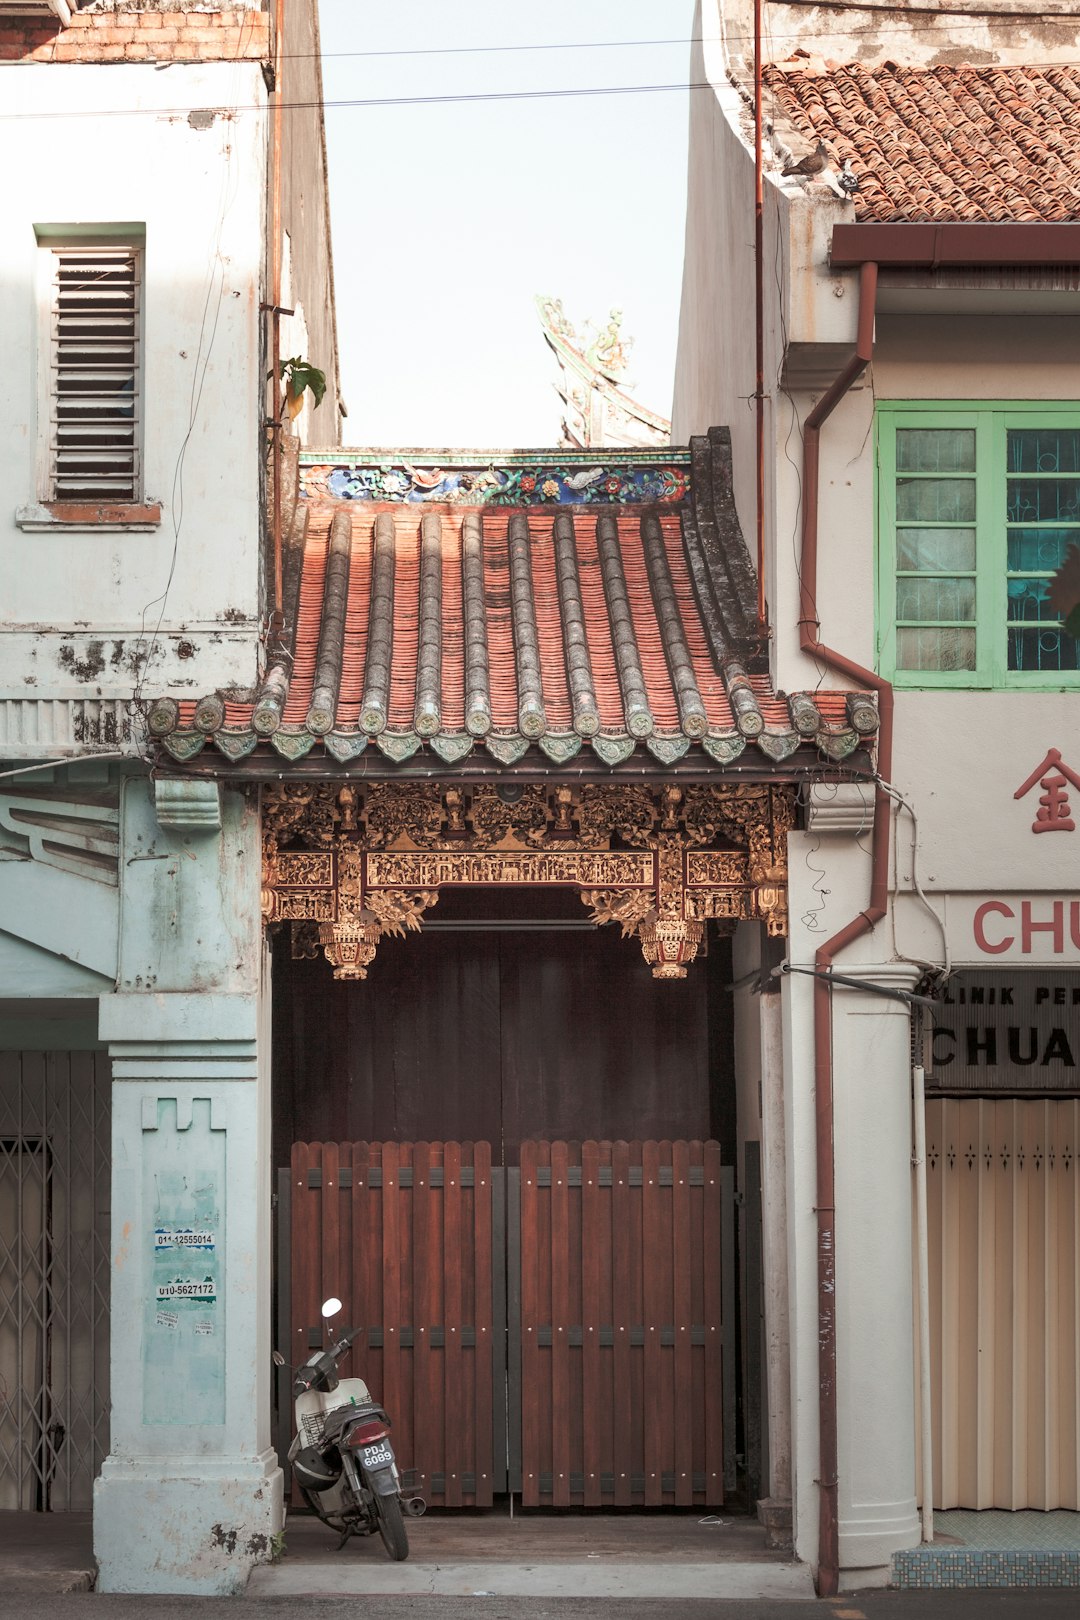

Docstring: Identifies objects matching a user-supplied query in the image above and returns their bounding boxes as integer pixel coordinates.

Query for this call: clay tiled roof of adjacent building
[764,61,1080,223]
[148,434,878,776]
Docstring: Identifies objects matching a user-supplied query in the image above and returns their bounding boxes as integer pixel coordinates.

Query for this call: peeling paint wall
[0,61,267,727]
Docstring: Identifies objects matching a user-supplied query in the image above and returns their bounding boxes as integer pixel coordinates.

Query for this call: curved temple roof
[149,432,879,776]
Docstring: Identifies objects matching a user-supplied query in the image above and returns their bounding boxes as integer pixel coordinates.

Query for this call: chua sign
[929,971,1080,1092]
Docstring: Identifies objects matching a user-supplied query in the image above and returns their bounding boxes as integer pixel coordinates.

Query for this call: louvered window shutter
[50,247,140,503]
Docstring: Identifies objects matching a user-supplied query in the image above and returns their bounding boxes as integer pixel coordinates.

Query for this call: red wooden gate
[281,1139,734,1509]
[515,1140,732,1506]
[286,1140,498,1505]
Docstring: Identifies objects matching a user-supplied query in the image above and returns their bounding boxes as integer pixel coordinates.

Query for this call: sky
[316,0,696,450]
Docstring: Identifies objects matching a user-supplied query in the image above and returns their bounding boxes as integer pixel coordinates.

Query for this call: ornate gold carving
[638,917,705,979]
[580,889,656,936]
[686,851,750,886]
[576,784,656,847]
[365,849,654,888]
[467,785,549,846]
[275,851,334,886]
[261,780,797,980]
[364,889,440,937]
[273,892,337,922]
[363,782,444,847]
[263,782,341,847]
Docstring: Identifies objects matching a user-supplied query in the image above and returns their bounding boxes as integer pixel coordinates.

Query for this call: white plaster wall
[0,62,268,708]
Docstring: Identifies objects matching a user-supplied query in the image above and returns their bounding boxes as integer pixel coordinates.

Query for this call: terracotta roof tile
[148,435,879,776]
[765,62,1080,222]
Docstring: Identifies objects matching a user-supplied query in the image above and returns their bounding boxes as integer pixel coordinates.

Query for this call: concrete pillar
[93,776,278,1594]
[832,962,920,1579]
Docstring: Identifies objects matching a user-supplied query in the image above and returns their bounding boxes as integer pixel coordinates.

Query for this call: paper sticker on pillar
[155,1276,217,1303]
[142,1097,226,1425]
[962,895,1080,961]
[154,1228,215,1250]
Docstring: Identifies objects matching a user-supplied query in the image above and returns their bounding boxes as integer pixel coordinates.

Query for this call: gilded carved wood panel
[262,782,794,981]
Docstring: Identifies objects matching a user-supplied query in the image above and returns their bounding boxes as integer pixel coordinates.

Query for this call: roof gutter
[798,258,884,1599]
[831,222,1080,270]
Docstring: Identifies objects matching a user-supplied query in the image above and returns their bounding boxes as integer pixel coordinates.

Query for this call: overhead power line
[0,79,710,122]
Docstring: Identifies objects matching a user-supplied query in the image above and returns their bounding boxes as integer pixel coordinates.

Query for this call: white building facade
[675,0,1080,1592]
[0,0,339,1592]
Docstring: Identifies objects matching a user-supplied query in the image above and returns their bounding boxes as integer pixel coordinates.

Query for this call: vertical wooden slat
[291,1142,319,1357]
[415,1142,443,1500]
[580,1139,603,1507]
[702,1139,724,1503]
[319,1142,342,1327]
[549,1141,571,1506]
[520,1140,541,1506]
[473,1141,495,1505]
[671,1139,693,1506]
[720,1162,737,1494]
[443,1141,464,1507]
[641,1139,663,1506]
[611,1138,633,1506]
[927,1098,1080,1512]
[380,1142,403,1474]
[506,1165,522,1494]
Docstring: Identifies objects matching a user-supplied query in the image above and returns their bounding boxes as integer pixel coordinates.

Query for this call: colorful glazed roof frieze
[147,432,879,775]
[301,448,688,507]
[765,60,1080,223]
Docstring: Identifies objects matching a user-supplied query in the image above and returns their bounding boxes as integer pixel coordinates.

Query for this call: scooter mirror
[321,1297,343,1318]
[272,1350,286,1367]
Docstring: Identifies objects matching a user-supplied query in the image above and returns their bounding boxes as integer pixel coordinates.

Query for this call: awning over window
[148,432,878,776]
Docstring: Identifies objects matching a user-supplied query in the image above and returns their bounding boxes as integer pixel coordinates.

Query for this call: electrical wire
[0,81,707,121]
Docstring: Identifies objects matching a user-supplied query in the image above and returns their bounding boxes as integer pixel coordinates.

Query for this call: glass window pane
[897,578,976,621]
[1007,428,1080,475]
[1007,478,1080,524]
[898,527,976,571]
[896,478,976,523]
[1007,526,1080,573]
[896,428,976,473]
[1008,625,1080,672]
[896,626,976,671]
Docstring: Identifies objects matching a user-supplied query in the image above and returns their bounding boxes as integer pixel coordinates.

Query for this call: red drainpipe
[797,259,887,1597]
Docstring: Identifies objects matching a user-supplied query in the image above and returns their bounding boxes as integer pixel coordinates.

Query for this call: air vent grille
[50,247,140,503]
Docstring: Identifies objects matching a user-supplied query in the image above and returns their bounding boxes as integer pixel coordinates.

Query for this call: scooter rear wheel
[373,1491,409,1561]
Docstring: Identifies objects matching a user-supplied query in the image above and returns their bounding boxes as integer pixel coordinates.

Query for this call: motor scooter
[280,1297,425,1559]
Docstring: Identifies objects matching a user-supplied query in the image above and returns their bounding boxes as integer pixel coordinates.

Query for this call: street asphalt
[0,1594,1079,1619]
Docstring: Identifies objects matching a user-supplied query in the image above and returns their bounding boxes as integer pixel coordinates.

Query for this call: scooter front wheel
[373,1490,409,1561]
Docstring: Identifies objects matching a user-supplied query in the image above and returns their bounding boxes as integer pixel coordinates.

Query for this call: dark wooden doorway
[272,887,730,1164]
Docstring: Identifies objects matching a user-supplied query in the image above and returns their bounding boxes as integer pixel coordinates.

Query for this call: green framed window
[877,404,1080,687]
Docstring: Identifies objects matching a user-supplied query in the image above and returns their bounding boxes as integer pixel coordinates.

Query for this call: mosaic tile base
[892,1549,1080,1589]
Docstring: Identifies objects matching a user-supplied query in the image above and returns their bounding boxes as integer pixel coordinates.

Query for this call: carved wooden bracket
[262,781,793,980]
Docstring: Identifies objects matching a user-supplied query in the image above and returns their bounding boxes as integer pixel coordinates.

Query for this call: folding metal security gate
[925,1097,1080,1509]
[0,1052,111,1511]
[280,1139,736,1507]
